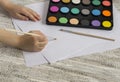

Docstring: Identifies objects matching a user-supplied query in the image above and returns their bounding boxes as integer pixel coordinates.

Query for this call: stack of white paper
[12,1,120,67]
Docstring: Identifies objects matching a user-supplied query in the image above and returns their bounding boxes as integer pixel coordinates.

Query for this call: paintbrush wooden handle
[3,28,56,41]
[60,29,115,41]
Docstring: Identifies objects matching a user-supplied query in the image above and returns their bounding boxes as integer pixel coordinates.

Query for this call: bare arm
[0,29,19,47]
[0,0,48,52]
[0,0,40,21]
[0,29,48,52]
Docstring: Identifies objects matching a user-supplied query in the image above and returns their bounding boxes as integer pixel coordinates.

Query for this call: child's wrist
[14,35,22,49]
[0,0,13,10]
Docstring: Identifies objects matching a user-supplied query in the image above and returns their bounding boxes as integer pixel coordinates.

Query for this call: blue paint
[60,7,69,13]
[92,9,101,16]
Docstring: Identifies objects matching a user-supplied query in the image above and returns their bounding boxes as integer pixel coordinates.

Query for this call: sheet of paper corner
[12,1,120,66]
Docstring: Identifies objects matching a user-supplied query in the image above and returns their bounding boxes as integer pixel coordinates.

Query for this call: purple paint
[50,6,59,12]
[91,20,101,27]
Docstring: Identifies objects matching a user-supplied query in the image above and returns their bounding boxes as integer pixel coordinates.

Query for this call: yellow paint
[102,21,112,28]
[62,0,70,3]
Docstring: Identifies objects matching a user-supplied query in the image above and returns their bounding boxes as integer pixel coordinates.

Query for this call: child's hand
[18,31,48,52]
[1,1,40,21]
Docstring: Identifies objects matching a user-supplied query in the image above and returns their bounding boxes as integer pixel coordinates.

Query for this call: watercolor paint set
[46,0,113,30]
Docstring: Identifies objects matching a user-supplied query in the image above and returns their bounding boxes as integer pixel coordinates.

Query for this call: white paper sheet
[12,1,120,66]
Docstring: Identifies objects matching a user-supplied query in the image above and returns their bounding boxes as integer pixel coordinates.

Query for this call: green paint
[92,0,101,6]
[71,8,80,14]
[59,17,68,24]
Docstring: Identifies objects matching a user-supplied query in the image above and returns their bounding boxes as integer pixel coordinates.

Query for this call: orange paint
[102,10,111,17]
[48,16,57,23]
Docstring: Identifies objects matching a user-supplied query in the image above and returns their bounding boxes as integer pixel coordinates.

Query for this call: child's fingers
[37,47,45,51]
[29,30,45,37]
[15,14,29,21]
[21,10,38,21]
[36,41,48,47]
[36,35,47,42]
[29,30,47,41]
[28,8,40,20]
[29,31,47,41]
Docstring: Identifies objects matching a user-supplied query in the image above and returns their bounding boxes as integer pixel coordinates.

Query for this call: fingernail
[25,18,29,21]
[37,18,40,21]
[37,15,40,19]
[34,19,38,22]
[37,14,40,17]
[36,16,40,20]
[39,17,41,20]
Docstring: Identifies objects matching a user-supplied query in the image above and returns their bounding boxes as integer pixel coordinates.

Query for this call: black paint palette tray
[46,0,113,30]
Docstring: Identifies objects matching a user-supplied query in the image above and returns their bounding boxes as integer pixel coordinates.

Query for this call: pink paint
[52,0,60,2]
[50,6,59,12]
